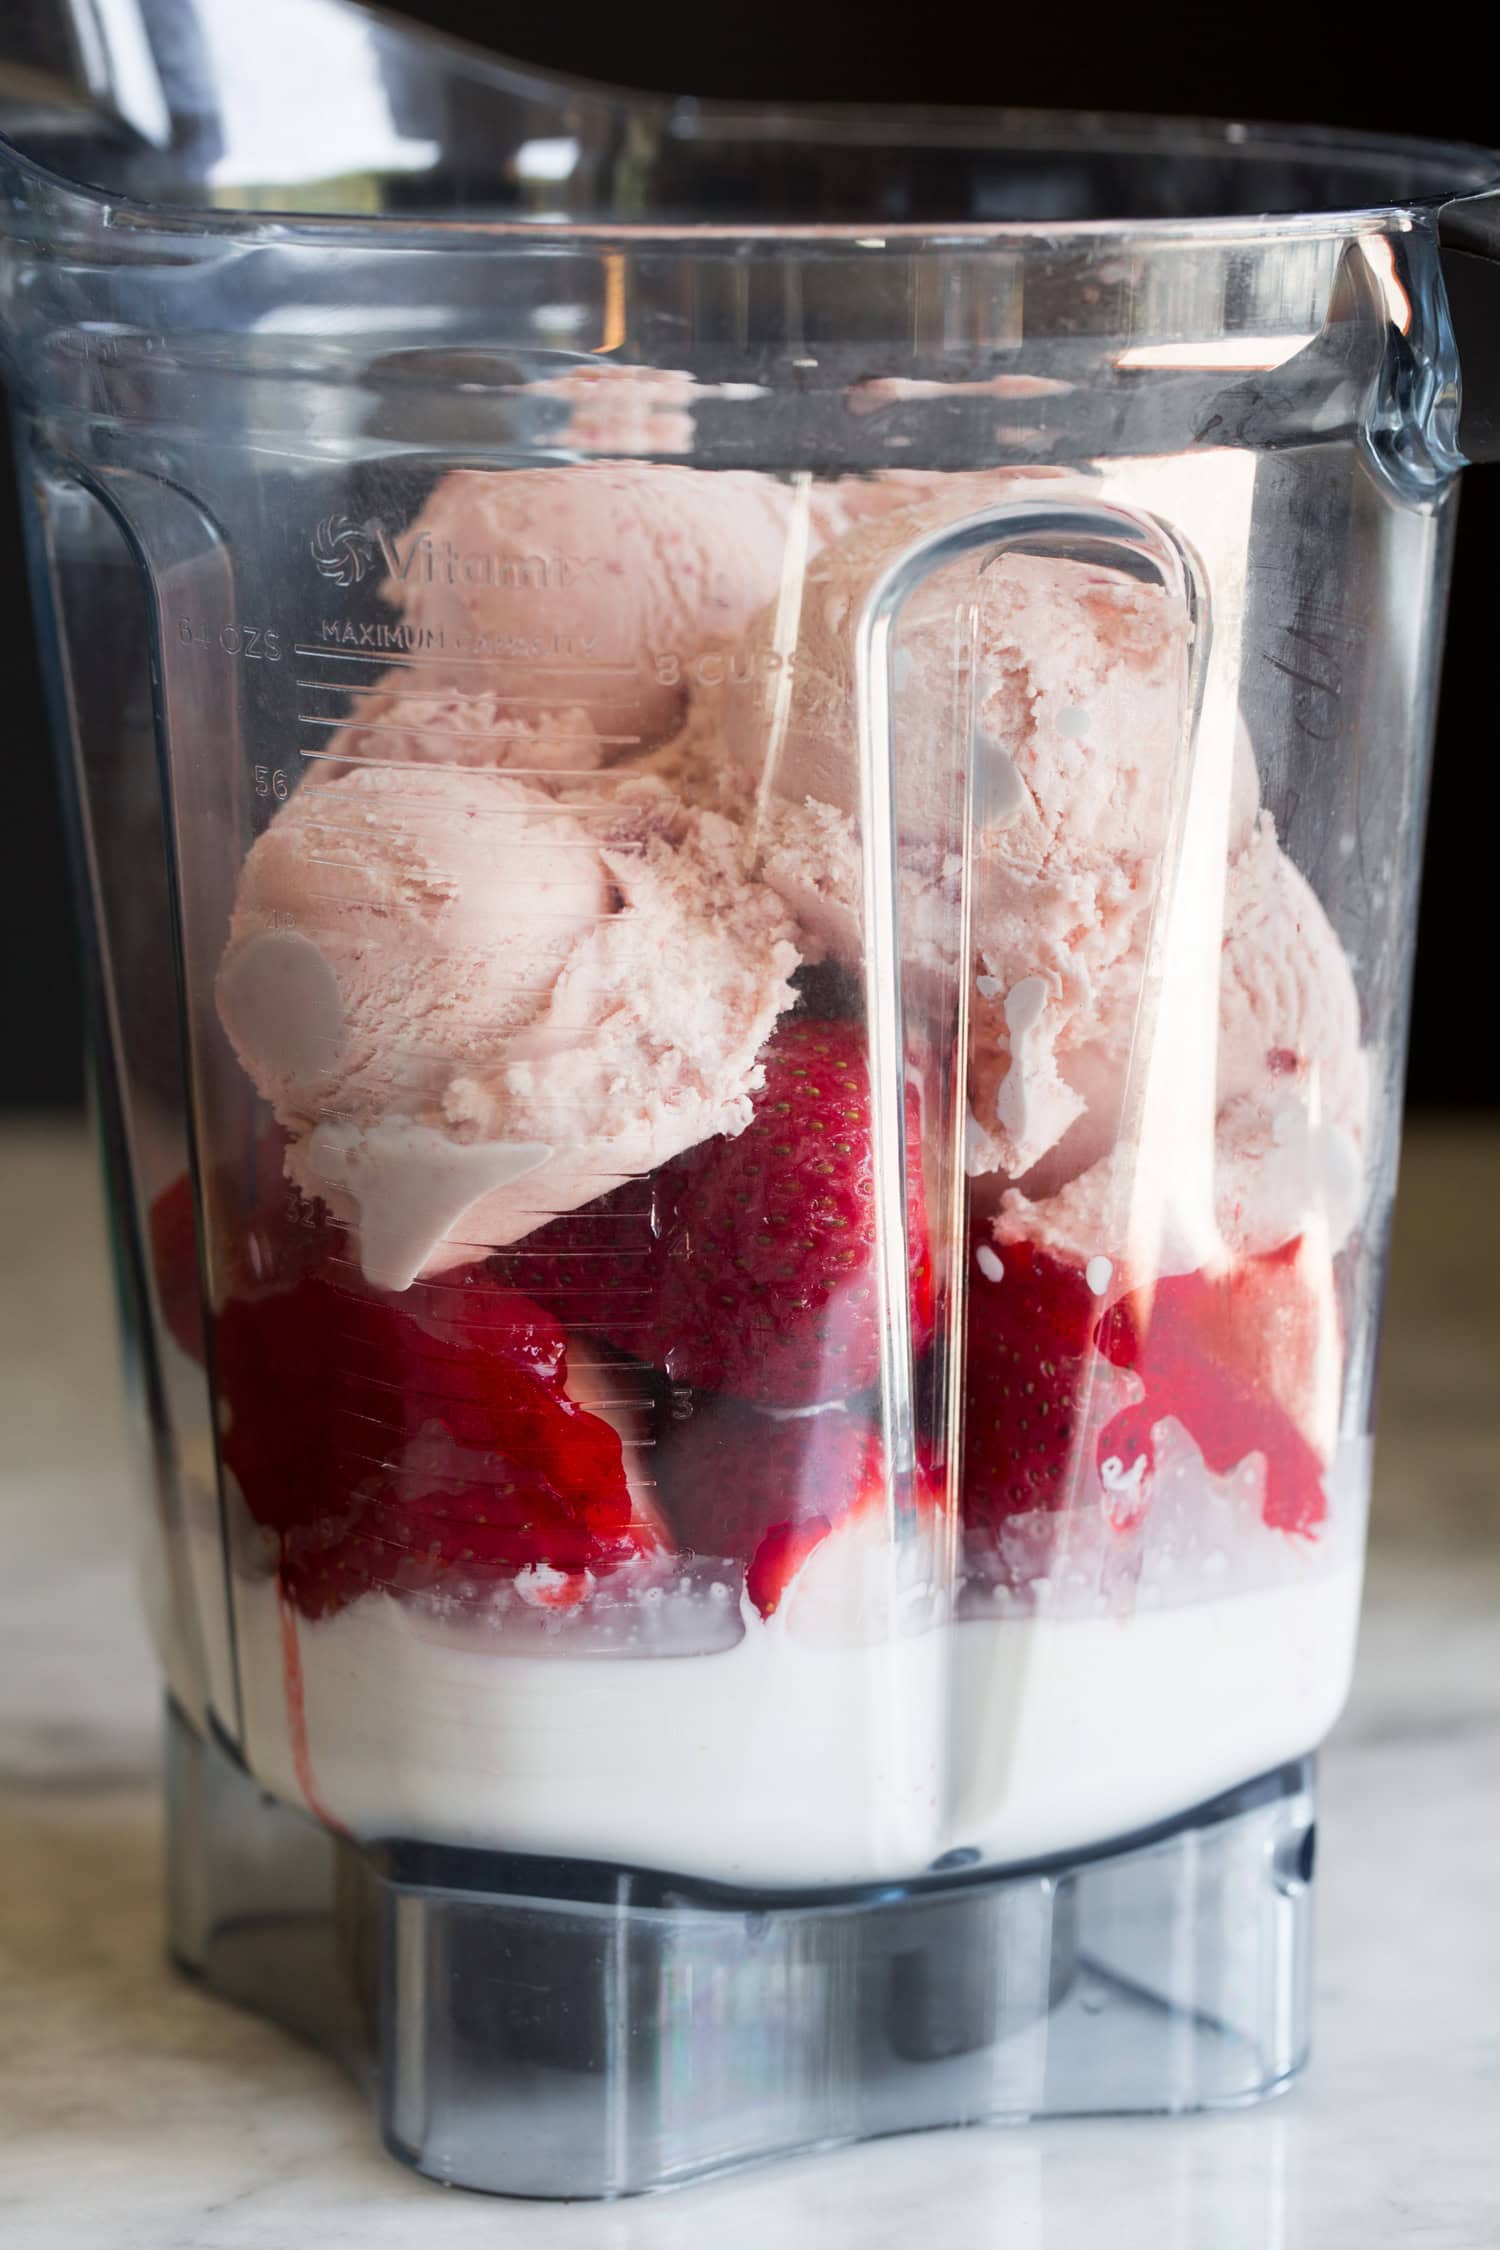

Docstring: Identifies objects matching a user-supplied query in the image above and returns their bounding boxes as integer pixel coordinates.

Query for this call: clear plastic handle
[852,499,1209,1553]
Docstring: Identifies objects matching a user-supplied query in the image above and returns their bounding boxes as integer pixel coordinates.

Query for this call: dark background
[2,0,1496,1109]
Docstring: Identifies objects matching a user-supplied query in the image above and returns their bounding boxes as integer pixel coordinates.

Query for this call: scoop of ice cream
[1211,814,1368,1253]
[307,678,608,782]
[994,814,1368,1274]
[710,495,1264,1185]
[216,765,800,1288]
[386,461,824,751]
[720,487,1191,849]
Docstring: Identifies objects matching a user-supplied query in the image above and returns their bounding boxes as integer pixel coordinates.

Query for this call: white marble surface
[2,1122,1499,2249]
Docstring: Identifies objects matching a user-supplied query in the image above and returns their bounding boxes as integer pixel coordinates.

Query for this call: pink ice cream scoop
[385,461,831,752]
[719,480,1192,853]
[379,460,1009,763]
[714,491,1254,1177]
[994,810,1368,1278]
[703,485,1363,1264]
[307,679,608,781]
[216,763,800,1289]
[1211,814,1368,1253]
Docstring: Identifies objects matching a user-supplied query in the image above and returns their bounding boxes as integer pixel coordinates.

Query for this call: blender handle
[851,500,1212,1516]
[1439,193,1500,464]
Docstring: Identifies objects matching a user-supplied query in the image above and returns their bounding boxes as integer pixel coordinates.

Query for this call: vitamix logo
[310,514,596,594]
[311,514,376,587]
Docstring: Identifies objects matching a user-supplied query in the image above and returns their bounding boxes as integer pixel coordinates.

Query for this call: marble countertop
[3,1120,1498,2249]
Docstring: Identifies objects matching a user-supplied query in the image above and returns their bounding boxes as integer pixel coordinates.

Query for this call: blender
[3,0,1497,2196]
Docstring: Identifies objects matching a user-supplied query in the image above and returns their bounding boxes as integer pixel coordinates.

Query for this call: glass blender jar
[4,0,1499,2197]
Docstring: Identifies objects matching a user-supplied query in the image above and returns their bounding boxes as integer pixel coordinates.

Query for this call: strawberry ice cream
[698,489,1363,1259]
[310,681,609,779]
[385,461,830,749]
[216,761,800,1289]
[993,808,1368,1276]
[717,490,1191,860]
[379,459,1014,759]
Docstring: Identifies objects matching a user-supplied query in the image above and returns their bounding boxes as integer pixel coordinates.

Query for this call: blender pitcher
[5,0,1499,2198]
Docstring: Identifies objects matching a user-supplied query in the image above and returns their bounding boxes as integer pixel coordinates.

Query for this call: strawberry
[963,1233,1330,1546]
[147,1138,337,1368]
[216,1253,663,1618]
[485,1173,672,1365]
[1095,1266,1327,1537]
[963,1238,1101,1530]
[657,1398,926,1617]
[148,1171,206,1364]
[488,1019,933,1408]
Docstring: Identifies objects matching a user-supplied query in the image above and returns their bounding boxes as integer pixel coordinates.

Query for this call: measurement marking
[295,688,642,744]
[327,1402,409,1441]
[481,1215,647,1233]
[494,1252,649,1267]
[300,816,640,850]
[331,1366,491,1407]
[294,645,640,677]
[414,1221,646,1252]
[300,890,638,924]
[326,1438,421,1477]
[296,797,628,823]
[297,713,645,755]
[517,1319,654,1335]
[298,746,638,792]
[502,1176,655,1196]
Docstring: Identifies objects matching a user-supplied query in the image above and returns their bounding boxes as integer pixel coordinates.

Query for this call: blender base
[165,1703,1315,2198]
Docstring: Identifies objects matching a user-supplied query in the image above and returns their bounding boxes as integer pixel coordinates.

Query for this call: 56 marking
[254,766,289,802]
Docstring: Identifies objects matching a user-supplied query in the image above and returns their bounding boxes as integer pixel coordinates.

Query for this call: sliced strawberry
[216,1254,663,1618]
[657,1398,927,1617]
[1140,1235,1341,1455]
[147,1139,337,1369]
[1095,1269,1327,1537]
[147,1171,206,1363]
[747,1515,841,1620]
[963,1232,1331,1549]
[490,1021,933,1409]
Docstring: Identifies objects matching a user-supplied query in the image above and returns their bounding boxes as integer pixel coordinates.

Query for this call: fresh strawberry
[653,1019,934,1406]
[216,1254,663,1618]
[485,1173,672,1364]
[489,1021,933,1409]
[148,1171,206,1363]
[963,1232,1330,1544]
[147,1139,336,1368]
[1095,1269,1327,1537]
[963,1238,1101,1529]
[657,1398,926,1617]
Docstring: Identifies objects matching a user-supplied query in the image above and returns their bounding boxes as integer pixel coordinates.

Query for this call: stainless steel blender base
[164,1704,1315,2197]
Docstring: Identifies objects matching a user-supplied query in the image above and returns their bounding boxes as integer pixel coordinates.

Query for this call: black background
[2,0,1496,1108]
